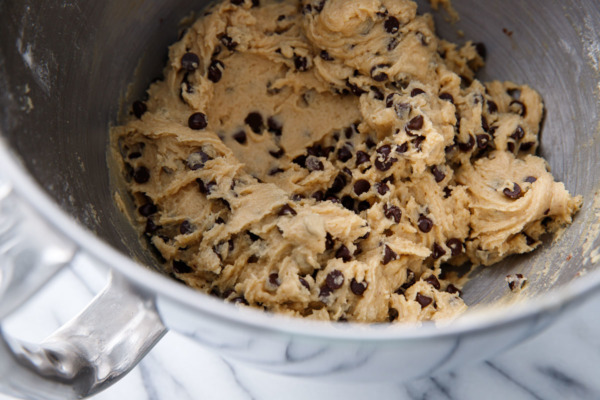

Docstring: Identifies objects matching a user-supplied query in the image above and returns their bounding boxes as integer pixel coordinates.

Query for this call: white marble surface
[2,254,600,400]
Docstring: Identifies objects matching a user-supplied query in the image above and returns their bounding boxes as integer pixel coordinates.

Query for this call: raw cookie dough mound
[112,0,582,323]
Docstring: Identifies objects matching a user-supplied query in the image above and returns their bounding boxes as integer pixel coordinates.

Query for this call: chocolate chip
[481,116,490,133]
[231,0,244,4]
[219,34,238,51]
[247,231,262,241]
[407,115,424,131]
[188,112,208,130]
[503,183,522,199]
[394,102,412,120]
[385,93,396,108]
[128,151,142,160]
[327,195,340,204]
[133,166,150,184]
[335,245,352,262]
[312,190,324,202]
[319,285,332,299]
[357,200,371,212]
[139,203,157,217]
[341,195,355,211]
[245,112,264,134]
[439,93,454,103]
[305,156,324,172]
[396,143,408,154]
[520,142,535,152]
[173,260,193,274]
[432,243,446,260]
[412,136,425,150]
[457,135,475,152]
[384,16,400,34]
[383,245,398,265]
[487,100,498,113]
[418,215,433,233]
[251,0,260,7]
[132,101,147,119]
[388,37,399,51]
[293,278,309,292]
[411,88,425,97]
[416,293,433,308]
[474,42,487,59]
[179,220,194,235]
[266,117,283,136]
[525,176,537,183]
[425,275,441,290]
[446,239,463,256]
[507,142,515,153]
[524,233,536,246]
[350,279,368,296]
[371,86,384,100]
[375,158,396,171]
[376,145,392,158]
[388,308,399,322]
[354,179,371,195]
[181,52,200,71]
[365,137,377,149]
[187,150,211,170]
[446,284,461,295]
[269,272,280,287]
[355,151,370,166]
[279,204,297,216]
[320,50,334,61]
[330,174,347,193]
[511,126,525,141]
[377,182,390,196]
[207,60,224,83]
[476,134,490,149]
[509,100,526,117]
[325,232,334,250]
[326,270,345,290]
[443,187,452,198]
[294,55,308,71]
[431,166,445,182]
[233,130,247,144]
[371,64,389,82]
[144,219,160,235]
[383,204,401,223]
[346,80,366,96]
[269,148,285,159]
[337,146,353,162]
[293,155,307,168]
[231,296,249,305]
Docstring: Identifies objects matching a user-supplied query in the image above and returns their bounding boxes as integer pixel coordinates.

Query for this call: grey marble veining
[1,255,600,400]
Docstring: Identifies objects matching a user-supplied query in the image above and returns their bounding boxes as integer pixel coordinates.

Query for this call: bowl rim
[1,137,599,342]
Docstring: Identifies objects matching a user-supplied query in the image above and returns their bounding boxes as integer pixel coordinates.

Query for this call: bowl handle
[0,175,167,399]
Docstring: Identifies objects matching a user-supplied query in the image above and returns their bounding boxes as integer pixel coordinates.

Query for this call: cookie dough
[112,0,582,323]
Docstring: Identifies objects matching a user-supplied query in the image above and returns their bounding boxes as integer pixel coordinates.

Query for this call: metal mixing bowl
[0,1,599,399]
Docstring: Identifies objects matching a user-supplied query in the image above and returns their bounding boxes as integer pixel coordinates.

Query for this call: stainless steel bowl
[0,1,599,399]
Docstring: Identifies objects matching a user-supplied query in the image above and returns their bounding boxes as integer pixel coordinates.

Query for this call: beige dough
[112,0,582,323]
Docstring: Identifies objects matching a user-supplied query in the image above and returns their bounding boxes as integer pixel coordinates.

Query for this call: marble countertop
[2,254,600,400]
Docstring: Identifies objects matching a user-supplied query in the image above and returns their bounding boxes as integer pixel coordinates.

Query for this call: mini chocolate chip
[511,126,525,141]
[525,176,537,183]
[407,115,424,131]
[133,166,150,184]
[383,204,401,223]
[341,195,355,211]
[446,239,463,256]
[439,93,454,103]
[503,183,522,199]
[509,100,526,117]
[474,42,487,59]
[245,112,264,134]
[457,135,475,152]
[418,215,433,233]
[181,52,200,71]
[356,151,370,166]
[377,182,390,196]
[446,284,461,295]
[294,55,308,71]
[207,60,224,83]
[279,204,297,216]
[326,270,345,290]
[416,293,433,308]
[320,50,334,61]
[383,245,398,265]
[476,134,490,149]
[330,174,347,193]
[269,272,280,287]
[173,260,193,274]
[337,146,353,162]
[431,166,445,182]
[269,148,285,159]
[425,275,441,290]
[299,277,310,290]
[357,200,371,212]
[520,142,535,152]
[233,130,247,144]
[388,308,399,322]
[354,179,371,195]
[132,101,147,119]
[411,88,425,97]
[487,100,498,113]
[335,245,352,262]
[371,64,389,82]
[188,112,208,130]
[267,117,283,136]
[396,143,408,153]
[139,203,157,217]
[384,16,400,34]
[179,220,194,235]
[350,279,368,296]
[432,243,446,260]
[306,156,324,171]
